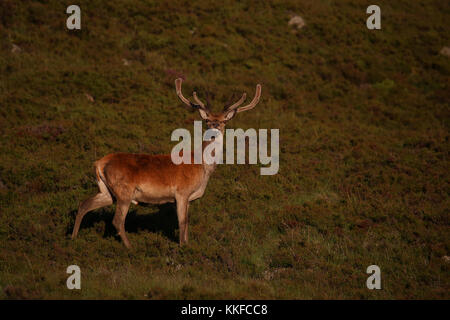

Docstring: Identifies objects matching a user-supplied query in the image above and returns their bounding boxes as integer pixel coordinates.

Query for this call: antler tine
[175,78,210,113]
[236,84,262,113]
[193,91,207,110]
[175,78,192,106]
[226,93,247,111]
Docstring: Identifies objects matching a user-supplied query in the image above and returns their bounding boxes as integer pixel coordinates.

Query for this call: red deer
[71,78,261,248]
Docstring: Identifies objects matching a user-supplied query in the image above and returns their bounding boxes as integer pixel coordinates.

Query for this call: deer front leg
[183,202,190,243]
[175,196,189,246]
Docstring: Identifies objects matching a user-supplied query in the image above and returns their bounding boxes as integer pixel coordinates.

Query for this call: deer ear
[198,108,209,120]
[224,109,237,121]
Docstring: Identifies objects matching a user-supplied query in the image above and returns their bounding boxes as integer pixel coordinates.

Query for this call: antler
[193,91,206,109]
[175,78,209,112]
[226,84,262,113]
[225,93,247,111]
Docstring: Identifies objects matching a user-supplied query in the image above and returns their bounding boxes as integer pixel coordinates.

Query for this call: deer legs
[72,191,113,240]
[176,195,190,246]
[112,200,132,249]
[73,192,192,248]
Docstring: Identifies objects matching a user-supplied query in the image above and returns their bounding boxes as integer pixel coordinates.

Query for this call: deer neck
[201,129,224,175]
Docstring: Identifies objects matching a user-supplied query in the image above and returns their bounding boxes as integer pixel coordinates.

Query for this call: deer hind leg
[72,166,113,240]
[176,196,189,246]
[71,181,113,240]
[112,200,132,248]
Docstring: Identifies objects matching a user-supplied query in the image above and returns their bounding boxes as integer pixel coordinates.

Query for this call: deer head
[175,78,262,133]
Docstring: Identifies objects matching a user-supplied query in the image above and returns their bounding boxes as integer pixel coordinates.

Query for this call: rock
[288,15,306,30]
[11,44,22,53]
[84,93,94,102]
[439,47,450,57]
[263,270,274,281]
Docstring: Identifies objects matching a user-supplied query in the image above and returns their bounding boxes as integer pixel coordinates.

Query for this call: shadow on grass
[67,203,179,243]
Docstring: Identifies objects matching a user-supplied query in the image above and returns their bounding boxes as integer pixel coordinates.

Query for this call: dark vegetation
[0,0,448,299]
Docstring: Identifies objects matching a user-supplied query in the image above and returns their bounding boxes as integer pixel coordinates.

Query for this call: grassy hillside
[0,0,448,299]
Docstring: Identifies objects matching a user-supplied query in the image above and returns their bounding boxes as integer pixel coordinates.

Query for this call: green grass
[0,0,449,299]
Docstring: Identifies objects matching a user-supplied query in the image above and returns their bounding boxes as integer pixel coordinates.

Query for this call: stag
[71,79,261,248]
